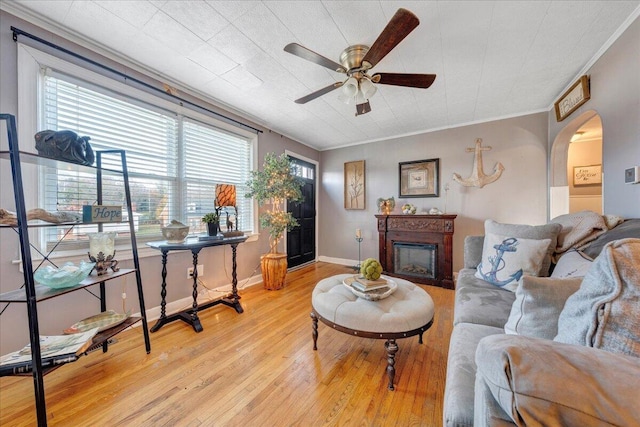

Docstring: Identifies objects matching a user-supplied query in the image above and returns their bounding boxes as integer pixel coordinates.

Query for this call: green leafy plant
[201,212,220,223]
[245,153,304,253]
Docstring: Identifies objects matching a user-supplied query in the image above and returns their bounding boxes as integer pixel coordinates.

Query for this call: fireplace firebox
[393,242,437,280]
[376,214,456,289]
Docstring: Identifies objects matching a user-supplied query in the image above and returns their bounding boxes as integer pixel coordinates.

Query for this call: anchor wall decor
[453,138,504,188]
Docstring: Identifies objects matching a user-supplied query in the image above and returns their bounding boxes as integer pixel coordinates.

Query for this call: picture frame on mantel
[399,158,439,197]
[554,75,590,122]
[344,160,365,209]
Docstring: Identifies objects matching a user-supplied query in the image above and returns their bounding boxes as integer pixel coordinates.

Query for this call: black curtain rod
[11,26,262,135]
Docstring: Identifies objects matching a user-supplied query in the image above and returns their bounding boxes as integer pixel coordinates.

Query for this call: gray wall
[0,11,318,353]
[319,113,549,272]
[319,14,640,269]
[548,15,640,218]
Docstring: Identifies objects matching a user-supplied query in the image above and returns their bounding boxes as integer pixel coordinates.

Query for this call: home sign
[83,205,122,223]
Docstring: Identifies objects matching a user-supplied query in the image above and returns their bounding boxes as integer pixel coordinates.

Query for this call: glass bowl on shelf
[33,261,95,289]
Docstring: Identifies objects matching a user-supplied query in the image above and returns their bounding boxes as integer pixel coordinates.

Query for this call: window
[32,65,254,253]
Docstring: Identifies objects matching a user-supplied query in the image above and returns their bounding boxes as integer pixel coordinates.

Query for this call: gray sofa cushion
[555,238,640,357]
[475,334,640,427]
[582,219,640,258]
[504,276,582,339]
[454,269,515,328]
[444,323,504,427]
[463,235,485,269]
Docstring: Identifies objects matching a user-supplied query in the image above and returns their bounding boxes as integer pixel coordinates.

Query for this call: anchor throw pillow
[475,232,552,291]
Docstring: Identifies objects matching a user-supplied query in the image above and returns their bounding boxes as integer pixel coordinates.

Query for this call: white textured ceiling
[3,1,639,150]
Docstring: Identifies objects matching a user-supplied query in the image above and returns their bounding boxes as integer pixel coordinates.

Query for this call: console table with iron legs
[147,236,248,333]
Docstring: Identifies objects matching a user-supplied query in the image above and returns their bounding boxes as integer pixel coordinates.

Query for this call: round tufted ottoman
[311,274,435,390]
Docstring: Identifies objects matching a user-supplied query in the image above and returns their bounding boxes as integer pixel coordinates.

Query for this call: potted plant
[201,211,220,236]
[245,152,304,290]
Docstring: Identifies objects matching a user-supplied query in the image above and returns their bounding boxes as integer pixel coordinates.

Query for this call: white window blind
[183,119,253,233]
[40,73,253,252]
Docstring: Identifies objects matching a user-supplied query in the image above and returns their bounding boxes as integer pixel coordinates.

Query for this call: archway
[549,110,603,219]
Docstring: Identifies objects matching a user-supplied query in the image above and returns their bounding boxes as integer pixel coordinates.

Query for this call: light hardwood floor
[0,262,455,426]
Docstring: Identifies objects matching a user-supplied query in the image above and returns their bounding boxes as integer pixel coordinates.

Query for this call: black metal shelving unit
[0,114,151,426]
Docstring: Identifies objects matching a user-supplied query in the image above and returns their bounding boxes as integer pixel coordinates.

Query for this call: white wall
[319,113,549,272]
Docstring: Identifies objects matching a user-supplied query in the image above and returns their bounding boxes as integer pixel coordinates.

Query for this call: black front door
[287,157,316,268]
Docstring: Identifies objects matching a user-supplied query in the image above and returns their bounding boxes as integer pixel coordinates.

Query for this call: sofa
[443,216,640,427]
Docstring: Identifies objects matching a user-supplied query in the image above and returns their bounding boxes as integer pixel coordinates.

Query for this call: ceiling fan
[284,8,436,116]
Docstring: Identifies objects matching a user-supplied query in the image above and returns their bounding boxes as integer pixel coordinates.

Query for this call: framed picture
[399,158,439,197]
[344,160,365,209]
[554,75,590,122]
[573,164,602,186]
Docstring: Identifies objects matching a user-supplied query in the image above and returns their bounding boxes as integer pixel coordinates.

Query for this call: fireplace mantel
[375,214,456,289]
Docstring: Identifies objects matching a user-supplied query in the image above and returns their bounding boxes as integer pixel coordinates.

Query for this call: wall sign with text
[573,164,602,186]
[554,75,590,122]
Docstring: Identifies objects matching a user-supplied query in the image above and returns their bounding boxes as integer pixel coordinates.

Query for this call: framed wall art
[399,158,439,197]
[573,164,602,186]
[344,160,365,209]
[554,75,590,122]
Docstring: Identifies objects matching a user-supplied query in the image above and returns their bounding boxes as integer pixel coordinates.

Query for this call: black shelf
[0,114,151,426]
[2,316,142,377]
[0,220,132,229]
[0,269,136,303]
[0,150,124,173]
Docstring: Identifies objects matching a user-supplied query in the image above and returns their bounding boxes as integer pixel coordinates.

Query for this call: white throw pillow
[504,276,582,339]
[551,249,593,278]
[475,233,551,291]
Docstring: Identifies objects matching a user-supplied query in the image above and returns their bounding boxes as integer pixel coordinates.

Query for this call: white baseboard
[129,272,263,327]
[318,255,358,267]
[132,259,352,329]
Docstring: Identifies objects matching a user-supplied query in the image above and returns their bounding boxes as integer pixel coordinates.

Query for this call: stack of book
[351,276,389,292]
[0,327,98,375]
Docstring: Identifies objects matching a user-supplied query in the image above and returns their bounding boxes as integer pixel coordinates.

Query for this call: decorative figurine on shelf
[87,232,119,276]
[34,129,94,166]
[377,196,395,215]
[401,203,417,214]
[0,208,81,226]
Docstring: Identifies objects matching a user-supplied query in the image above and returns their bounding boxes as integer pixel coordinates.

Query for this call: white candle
[355,229,362,238]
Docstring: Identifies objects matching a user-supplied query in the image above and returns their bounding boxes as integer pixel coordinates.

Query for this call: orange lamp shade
[216,184,236,207]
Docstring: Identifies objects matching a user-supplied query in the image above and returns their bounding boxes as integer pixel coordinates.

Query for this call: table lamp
[215,184,243,237]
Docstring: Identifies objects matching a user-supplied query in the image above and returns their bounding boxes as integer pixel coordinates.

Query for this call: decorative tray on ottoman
[343,275,398,301]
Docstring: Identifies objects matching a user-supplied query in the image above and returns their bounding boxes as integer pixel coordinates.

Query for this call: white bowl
[161,220,189,243]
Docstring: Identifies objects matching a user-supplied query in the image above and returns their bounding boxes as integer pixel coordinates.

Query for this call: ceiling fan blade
[284,43,347,73]
[295,81,344,104]
[372,73,436,88]
[362,8,420,69]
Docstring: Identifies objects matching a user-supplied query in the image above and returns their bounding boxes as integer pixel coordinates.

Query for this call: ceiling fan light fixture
[338,92,353,105]
[359,77,377,99]
[342,77,359,98]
